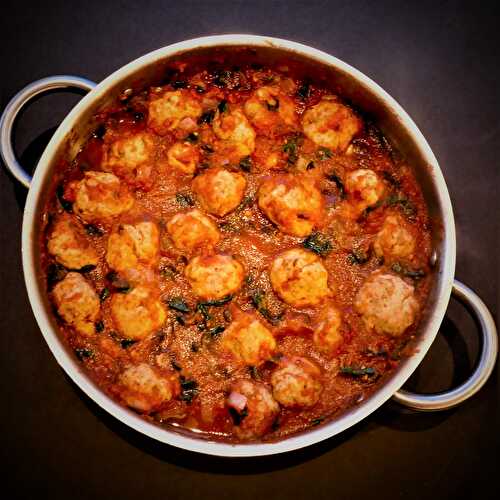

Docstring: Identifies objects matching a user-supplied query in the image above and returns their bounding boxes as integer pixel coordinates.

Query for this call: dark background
[1,1,498,499]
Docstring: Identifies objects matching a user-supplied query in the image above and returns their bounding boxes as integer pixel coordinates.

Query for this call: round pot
[1,35,497,457]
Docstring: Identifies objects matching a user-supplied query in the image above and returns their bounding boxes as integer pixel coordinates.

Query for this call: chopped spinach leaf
[95,321,104,333]
[198,295,233,307]
[317,147,333,160]
[198,109,216,125]
[282,134,302,164]
[47,263,67,286]
[306,161,316,170]
[185,132,198,143]
[56,184,73,212]
[347,249,369,265]
[171,359,182,371]
[218,99,228,113]
[85,224,103,236]
[168,297,191,313]
[391,262,425,280]
[106,272,131,293]
[326,172,345,198]
[340,366,376,377]
[75,348,94,361]
[303,232,332,256]
[120,339,137,349]
[172,80,187,89]
[239,156,252,172]
[249,365,262,381]
[297,82,311,99]
[78,264,96,273]
[251,290,284,325]
[195,85,206,94]
[99,287,110,302]
[175,192,195,207]
[207,325,225,338]
[311,417,325,426]
[229,406,248,426]
[179,377,199,403]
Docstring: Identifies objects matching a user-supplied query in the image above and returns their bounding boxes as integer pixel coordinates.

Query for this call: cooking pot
[1,35,497,457]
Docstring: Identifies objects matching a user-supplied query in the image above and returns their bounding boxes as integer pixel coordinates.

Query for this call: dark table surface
[1,1,498,499]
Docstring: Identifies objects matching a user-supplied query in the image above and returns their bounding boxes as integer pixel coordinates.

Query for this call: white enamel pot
[0,35,497,457]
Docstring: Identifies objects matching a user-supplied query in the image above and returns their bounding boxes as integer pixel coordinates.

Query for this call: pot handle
[392,279,497,411]
[0,76,97,188]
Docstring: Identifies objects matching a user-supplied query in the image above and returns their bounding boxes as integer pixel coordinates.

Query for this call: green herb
[120,339,137,349]
[185,132,198,143]
[201,143,214,153]
[391,262,425,280]
[75,348,94,361]
[326,172,345,198]
[306,161,316,170]
[317,147,333,161]
[218,99,228,113]
[171,359,182,371]
[229,406,248,426]
[297,82,311,99]
[303,232,332,256]
[251,290,284,325]
[282,134,302,164]
[56,184,73,213]
[382,171,400,188]
[195,85,206,94]
[85,224,103,236]
[168,297,191,313]
[160,264,177,280]
[198,295,233,307]
[175,315,186,326]
[212,70,233,88]
[99,287,110,302]
[347,249,369,265]
[95,321,104,333]
[107,272,131,293]
[93,124,106,139]
[207,325,225,338]
[172,80,187,89]
[47,263,67,286]
[249,366,262,381]
[176,192,195,207]
[191,343,199,352]
[179,377,199,403]
[78,264,96,273]
[198,109,216,125]
[266,99,280,111]
[311,417,325,426]
[386,193,417,219]
[196,303,211,322]
[340,366,376,377]
[239,156,252,172]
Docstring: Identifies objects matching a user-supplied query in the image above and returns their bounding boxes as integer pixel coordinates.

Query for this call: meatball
[166,141,200,175]
[52,272,100,336]
[102,132,156,188]
[373,214,416,260]
[270,248,331,308]
[271,356,323,408]
[244,86,298,133]
[344,169,385,216]
[302,97,362,152]
[167,209,220,253]
[220,309,277,365]
[185,254,244,300]
[226,379,279,440]
[118,363,179,412]
[47,216,98,270]
[192,167,247,217]
[258,174,324,237]
[354,272,419,336]
[147,90,202,135]
[110,286,166,340]
[313,306,343,354]
[106,221,159,272]
[71,171,134,223]
[212,107,256,160]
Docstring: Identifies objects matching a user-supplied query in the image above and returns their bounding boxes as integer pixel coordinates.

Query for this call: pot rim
[21,34,456,457]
